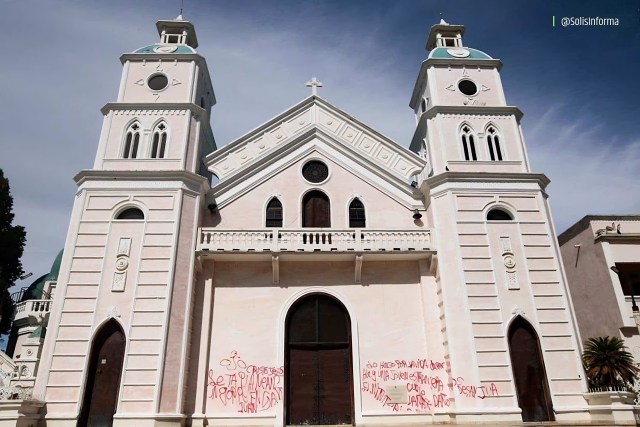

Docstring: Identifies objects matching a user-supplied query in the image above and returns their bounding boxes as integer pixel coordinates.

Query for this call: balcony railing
[13,300,52,323]
[197,228,432,253]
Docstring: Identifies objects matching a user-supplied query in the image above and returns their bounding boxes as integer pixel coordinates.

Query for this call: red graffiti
[451,377,500,399]
[208,351,284,413]
[362,358,500,413]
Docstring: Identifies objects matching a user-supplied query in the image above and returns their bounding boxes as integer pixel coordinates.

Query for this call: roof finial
[439,13,448,25]
[306,77,323,96]
[176,0,184,20]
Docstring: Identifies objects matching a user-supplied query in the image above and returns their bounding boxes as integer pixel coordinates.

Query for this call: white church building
[1,15,638,427]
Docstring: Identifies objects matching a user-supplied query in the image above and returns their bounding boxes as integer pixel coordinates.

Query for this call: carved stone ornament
[107,306,121,319]
[500,236,519,289]
[512,306,525,317]
[115,256,129,272]
[112,238,131,291]
[504,254,516,269]
[595,222,621,238]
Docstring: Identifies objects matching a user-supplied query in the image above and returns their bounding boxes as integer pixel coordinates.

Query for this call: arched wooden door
[508,317,554,422]
[302,191,330,227]
[78,320,126,427]
[286,294,353,425]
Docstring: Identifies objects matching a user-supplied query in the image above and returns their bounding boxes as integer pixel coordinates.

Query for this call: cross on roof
[306,77,323,96]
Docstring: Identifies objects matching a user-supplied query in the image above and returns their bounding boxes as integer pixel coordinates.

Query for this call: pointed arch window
[348,198,366,228]
[460,125,477,161]
[487,125,503,161]
[151,122,168,159]
[266,198,283,228]
[123,122,141,159]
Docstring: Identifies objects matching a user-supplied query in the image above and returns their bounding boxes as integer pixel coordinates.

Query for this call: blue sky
[1,0,639,287]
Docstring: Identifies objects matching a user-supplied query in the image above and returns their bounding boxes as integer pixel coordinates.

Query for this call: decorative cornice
[423,171,550,190]
[423,105,523,121]
[101,102,206,117]
[206,96,425,183]
[211,128,424,210]
[595,233,640,243]
[120,52,205,64]
[74,169,208,189]
[558,215,640,245]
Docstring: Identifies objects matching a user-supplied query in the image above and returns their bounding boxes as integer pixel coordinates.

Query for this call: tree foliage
[582,336,638,387]
[0,169,25,333]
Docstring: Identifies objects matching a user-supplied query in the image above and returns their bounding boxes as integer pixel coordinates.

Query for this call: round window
[458,79,478,96]
[302,160,329,183]
[148,74,169,91]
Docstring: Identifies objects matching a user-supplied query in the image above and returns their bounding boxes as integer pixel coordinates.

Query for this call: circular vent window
[148,73,169,91]
[458,79,478,96]
[302,160,329,183]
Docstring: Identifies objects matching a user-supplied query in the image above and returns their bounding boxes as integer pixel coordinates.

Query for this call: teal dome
[429,47,493,60]
[134,44,196,54]
[20,249,63,302]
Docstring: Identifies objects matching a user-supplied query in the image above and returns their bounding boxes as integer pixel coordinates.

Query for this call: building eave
[74,169,209,189]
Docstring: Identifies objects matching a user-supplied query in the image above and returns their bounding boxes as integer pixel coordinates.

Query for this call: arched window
[460,125,477,161]
[123,122,141,159]
[302,190,330,227]
[486,125,503,161]
[265,198,283,228]
[151,122,168,159]
[487,208,513,221]
[116,207,144,220]
[348,198,366,228]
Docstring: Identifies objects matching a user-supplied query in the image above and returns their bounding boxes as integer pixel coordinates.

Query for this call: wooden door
[508,317,554,422]
[286,294,353,425]
[303,191,330,227]
[78,320,126,427]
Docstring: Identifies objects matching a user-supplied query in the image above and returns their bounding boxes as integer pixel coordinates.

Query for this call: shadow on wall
[212,261,421,288]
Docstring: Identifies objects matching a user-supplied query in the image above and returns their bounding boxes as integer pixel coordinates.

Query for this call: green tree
[0,169,26,334]
[582,336,638,388]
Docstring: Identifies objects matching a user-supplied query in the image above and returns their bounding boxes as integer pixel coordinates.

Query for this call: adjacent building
[559,216,640,362]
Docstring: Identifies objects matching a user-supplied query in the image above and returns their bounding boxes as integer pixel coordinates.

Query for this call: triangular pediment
[205,96,426,185]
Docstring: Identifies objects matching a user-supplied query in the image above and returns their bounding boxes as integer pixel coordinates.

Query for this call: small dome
[20,249,63,302]
[134,44,196,54]
[429,47,493,60]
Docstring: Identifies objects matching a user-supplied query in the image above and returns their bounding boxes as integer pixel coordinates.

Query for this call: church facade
[15,16,636,427]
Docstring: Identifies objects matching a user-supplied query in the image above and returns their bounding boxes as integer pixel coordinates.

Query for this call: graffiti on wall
[207,351,284,414]
[361,358,499,413]
[207,352,499,414]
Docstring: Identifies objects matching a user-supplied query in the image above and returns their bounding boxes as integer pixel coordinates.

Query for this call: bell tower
[409,20,531,177]
[93,15,216,175]
[34,16,217,425]
[409,21,586,422]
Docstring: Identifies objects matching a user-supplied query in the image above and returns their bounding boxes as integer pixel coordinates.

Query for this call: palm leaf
[582,336,638,387]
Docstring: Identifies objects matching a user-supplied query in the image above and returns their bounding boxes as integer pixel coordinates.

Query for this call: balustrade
[198,228,432,253]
